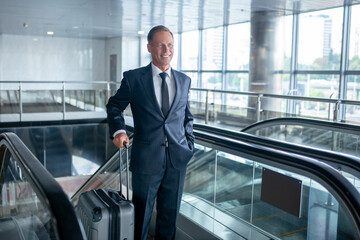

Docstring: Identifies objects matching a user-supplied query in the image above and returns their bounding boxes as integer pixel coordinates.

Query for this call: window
[298,8,343,70]
[202,27,223,70]
[349,4,360,70]
[181,31,199,70]
[227,23,250,70]
[297,74,339,98]
[201,72,222,89]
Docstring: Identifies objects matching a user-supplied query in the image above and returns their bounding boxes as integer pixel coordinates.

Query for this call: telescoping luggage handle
[119,142,130,200]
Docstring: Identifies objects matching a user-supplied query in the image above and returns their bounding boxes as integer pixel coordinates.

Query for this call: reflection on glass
[227,23,250,70]
[183,145,216,203]
[297,74,339,98]
[181,31,199,70]
[298,8,343,70]
[22,90,62,113]
[247,123,360,156]
[0,90,19,114]
[349,5,360,70]
[215,152,254,221]
[0,156,59,239]
[65,89,107,112]
[202,27,223,70]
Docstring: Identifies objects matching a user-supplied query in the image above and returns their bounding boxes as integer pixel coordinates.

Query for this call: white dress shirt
[113,63,176,138]
[151,63,176,109]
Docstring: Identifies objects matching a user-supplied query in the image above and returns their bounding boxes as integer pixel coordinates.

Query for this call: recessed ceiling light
[138,30,145,35]
[72,26,79,29]
[47,31,54,35]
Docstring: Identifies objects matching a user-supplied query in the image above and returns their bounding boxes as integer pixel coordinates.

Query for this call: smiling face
[147,30,174,72]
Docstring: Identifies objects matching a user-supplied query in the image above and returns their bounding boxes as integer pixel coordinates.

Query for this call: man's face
[147,31,174,71]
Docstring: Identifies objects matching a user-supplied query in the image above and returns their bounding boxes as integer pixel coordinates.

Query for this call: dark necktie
[160,72,170,116]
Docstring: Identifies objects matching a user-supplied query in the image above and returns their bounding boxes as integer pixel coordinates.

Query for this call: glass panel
[346,75,360,101]
[227,23,250,70]
[293,99,334,120]
[226,73,249,91]
[202,27,223,71]
[0,156,59,239]
[298,8,343,70]
[189,90,207,124]
[349,4,360,70]
[297,74,339,98]
[282,74,291,95]
[65,89,106,112]
[345,75,360,124]
[247,123,360,156]
[183,144,216,203]
[22,90,62,113]
[181,31,199,70]
[190,89,258,129]
[307,180,352,239]
[215,152,254,222]
[260,96,289,121]
[0,90,19,114]
[201,72,222,89]
[252,165,309,239]
[180,140,358,239]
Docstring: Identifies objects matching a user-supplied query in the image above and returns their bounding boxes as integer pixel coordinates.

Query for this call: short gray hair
[147,25,173,44]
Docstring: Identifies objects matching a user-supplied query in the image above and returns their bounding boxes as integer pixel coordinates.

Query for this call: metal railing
[1,81,360,125]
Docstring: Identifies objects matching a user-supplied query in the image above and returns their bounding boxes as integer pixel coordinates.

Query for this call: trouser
[132,150,186,240]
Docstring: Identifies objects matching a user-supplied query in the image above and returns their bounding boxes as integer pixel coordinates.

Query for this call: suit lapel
[139,64,164,117]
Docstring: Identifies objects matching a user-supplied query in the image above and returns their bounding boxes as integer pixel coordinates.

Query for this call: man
[106,25,194,240]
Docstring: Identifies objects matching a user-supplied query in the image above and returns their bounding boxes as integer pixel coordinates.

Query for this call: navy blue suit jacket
[107,63,194,174]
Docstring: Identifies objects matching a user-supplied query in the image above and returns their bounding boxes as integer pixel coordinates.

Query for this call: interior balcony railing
[1,81,360,128]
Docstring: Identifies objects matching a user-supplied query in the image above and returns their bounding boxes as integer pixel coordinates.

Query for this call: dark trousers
[132,150,186,240]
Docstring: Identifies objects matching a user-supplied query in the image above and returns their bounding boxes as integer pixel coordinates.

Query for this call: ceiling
[0,0,359,39]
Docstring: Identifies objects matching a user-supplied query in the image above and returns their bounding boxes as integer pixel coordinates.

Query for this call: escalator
[0,132,86,240]
[72,122,360,239]
[1,118,360,239]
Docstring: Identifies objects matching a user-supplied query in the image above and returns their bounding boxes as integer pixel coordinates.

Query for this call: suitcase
[77,146,134,240]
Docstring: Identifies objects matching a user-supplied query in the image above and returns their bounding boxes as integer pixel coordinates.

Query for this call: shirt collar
[151,63,172,78]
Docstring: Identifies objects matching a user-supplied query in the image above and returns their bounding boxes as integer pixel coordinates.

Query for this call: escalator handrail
[0,132,86,240]
[71,127,134,202]
[241,117,360,134]
[195,123,360,178]
[194,129,360,235]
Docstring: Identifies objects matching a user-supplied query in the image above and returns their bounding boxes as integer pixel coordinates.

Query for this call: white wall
[0,34,105,82]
